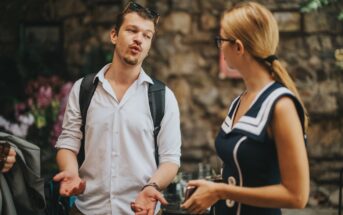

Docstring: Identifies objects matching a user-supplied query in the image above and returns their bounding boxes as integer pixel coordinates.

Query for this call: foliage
[300,0,343,21]
[1,75,72,176]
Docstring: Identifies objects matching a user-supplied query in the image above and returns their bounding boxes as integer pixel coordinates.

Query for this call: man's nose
[133,33,143,45]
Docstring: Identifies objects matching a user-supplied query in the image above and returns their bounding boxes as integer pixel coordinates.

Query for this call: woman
[181,2,309,215]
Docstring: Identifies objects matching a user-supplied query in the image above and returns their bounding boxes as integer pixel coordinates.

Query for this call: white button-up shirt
[55,64,181,215]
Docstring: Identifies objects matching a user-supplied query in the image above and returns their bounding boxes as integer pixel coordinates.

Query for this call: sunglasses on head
[123,1,160,25]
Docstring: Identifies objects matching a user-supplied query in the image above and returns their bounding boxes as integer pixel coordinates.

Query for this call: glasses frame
[122,1,160,25]
[214,36,236,49]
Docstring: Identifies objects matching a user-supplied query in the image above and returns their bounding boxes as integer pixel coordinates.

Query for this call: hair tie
[264,55,278,64]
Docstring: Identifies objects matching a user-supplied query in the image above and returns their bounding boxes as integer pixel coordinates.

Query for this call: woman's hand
[181,180,221,214]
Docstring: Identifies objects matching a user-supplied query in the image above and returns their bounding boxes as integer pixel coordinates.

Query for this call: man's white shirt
[56,64,181,215]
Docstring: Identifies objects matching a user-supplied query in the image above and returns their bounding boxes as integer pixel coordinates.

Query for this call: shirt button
[228,176,236,185]
[226,176,236,208]
[226,199,235,208]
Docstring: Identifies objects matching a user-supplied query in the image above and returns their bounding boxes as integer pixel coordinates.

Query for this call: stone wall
[0,0,343,209]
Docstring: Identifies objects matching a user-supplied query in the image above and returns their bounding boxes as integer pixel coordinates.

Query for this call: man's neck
[105,57,142,85]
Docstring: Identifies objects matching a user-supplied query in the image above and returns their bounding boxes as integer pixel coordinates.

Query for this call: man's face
[111,13,155,66]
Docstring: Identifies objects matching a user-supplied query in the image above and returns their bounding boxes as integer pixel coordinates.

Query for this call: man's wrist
[141,182,162,192]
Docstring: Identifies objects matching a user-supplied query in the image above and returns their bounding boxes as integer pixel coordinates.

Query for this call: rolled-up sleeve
[55,79,83,153]
[157,87,182,166]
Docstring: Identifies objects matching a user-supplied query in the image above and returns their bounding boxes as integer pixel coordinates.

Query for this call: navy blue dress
[213,82,306,215]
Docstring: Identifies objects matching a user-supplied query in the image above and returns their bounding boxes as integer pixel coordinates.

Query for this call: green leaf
[36,115,46,128]
[338,11,343,21]
[300,0,337,12]
[300,0,343,22]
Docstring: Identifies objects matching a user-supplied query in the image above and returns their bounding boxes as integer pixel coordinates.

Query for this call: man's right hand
[53,170,86,196]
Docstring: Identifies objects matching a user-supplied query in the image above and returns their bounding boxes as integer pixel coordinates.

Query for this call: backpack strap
[78,73,98,166]
[148,79,165,166]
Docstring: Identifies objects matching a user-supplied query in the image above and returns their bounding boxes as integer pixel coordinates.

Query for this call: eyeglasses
[122,1,160,25]
[214,36,236,49]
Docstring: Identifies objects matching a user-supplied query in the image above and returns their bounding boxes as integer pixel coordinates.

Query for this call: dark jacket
[0,132,45,215]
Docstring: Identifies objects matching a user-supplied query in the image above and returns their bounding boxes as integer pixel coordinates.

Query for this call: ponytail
[271,60,309,131]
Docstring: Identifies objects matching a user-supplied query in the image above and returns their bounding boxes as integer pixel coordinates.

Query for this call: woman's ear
[235,39,245,56]
[110,28,117,45]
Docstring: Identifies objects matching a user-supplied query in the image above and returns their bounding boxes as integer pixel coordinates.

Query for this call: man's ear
[235,39,245,56]
[110,28,117,45]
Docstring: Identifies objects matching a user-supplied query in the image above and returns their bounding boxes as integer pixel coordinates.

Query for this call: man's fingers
[131,202,146,215]
[60,191,71,197]
[73,180,86,195]
[135,211,147,215]
[147,208,154,215]
[135,209,147,215]
[53,172,65,182]
[80,180,86,191]
[155,192,168,205]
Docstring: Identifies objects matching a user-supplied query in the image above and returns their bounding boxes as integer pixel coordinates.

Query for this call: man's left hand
[132,185,168,215]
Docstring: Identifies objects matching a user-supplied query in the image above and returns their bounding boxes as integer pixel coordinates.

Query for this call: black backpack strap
[78,73,98,166]
[148,78,166,166]
[78,74,164,167]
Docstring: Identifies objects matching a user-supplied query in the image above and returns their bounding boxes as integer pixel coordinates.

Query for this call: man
[53,2,181,215]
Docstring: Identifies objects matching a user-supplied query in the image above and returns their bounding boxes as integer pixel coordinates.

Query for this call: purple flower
[37,86,53,108]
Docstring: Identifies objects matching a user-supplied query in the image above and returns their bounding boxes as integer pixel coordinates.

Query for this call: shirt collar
[95,63,153,85]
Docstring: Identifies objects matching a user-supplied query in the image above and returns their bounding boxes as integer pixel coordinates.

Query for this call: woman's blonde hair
[221,1,308,130]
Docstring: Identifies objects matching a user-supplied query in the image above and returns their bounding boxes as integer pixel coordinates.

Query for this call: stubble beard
[123,56,139,65]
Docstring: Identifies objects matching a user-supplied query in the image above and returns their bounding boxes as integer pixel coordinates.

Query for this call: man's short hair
[114,1,160,32]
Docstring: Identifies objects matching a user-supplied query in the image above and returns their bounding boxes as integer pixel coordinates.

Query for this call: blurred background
[0,0,342,214]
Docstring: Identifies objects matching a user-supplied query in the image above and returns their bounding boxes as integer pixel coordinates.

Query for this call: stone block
[162,12,192,34]
[181,148,205,161]
[193,87,219,107]
[200,13,217,30]
[171,0,200,12]
[56,0,87,18]
[329,188,343,206]
[306,36,322,52]
[92,5,120,23]
[303,11,343,33]
[168,78,191,113]
[274,11,301,32]
[169,52,203,75]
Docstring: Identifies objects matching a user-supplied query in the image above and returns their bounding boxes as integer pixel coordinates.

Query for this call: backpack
[78,73,166,166]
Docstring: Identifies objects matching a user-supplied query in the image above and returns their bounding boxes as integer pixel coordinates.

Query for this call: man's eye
[144,34,152,39]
